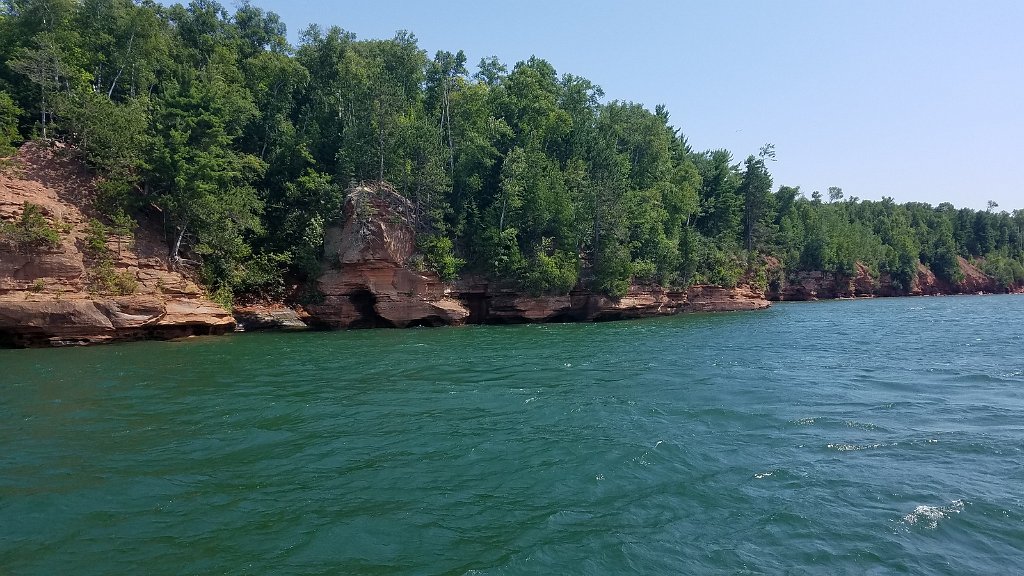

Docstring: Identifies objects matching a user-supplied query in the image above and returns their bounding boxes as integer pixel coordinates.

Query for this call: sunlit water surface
[2,295,1023,574]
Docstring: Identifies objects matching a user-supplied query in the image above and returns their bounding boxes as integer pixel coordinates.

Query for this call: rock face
[769,257,1010,301]
[0,143,235,347]
[913,257,997,295]
[233,305,308,332]
[307,186,470,329]
[456,283,770,325]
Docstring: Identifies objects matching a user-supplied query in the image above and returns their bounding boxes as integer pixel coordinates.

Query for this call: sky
[232,0,1022,211]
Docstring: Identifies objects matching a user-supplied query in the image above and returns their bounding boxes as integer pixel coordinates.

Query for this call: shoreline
[4,290,1021,349]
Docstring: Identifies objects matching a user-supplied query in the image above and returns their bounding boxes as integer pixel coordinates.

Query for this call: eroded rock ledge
[767,257,1018,301]
[0,296,234,347]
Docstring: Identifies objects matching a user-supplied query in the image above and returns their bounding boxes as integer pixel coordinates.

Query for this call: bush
[84,218,110,258]
[690,236,744,288]
[419,235,464,281]
[0,202,61,251]
[233,251,290,299]
[208,285,234,311]
[0,91,21,156]
[520,249,579,296]
[88,259,138,295]
[631,259,657,283]
[981,255,1024,290]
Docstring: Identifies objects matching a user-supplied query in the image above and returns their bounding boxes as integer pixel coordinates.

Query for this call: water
[2,295,1023,575]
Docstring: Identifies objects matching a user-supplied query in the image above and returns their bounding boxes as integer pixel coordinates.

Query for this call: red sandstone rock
[957,257,997,293]
[307,186,470,329]
[453,281,769,324]
[769,255,1011,302]
[682,284,771,312]
[0,144,234,347]
[233,305,308,331]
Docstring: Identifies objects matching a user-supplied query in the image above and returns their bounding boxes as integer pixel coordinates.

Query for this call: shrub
[419,235,464,281]
[0,91,21,157]
[981,255,1024,290]
[0,202,61,251]
[233,252,290,299]
[208,285,234,311]
[88,259,138,295]
[520,249,579,296]
[84,218,110,259]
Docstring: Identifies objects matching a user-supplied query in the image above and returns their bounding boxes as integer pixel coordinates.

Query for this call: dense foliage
[2,0,1022,300]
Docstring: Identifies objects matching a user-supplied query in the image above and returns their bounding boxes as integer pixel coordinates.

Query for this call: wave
[826,442,894,452]
[901,499,966,529]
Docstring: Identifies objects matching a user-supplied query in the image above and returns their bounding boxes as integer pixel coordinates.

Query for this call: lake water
[2,295,1023,574]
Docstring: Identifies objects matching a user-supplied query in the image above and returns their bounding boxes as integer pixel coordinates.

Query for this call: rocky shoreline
[2,147,1017,348]
[0,158,768,347]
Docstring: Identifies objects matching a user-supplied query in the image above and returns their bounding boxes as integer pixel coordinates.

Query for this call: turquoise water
[2,295,1023,574]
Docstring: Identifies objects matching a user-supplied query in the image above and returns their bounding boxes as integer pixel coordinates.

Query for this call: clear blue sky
[238,0,1023,211]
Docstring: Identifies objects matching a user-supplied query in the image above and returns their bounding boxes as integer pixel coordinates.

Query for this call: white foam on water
[827,442,890,452]
[902,499,966,529]
[754,471,773,479]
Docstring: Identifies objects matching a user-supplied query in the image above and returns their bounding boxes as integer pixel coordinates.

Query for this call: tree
[145,59,264,273]
[0,90,22,154]
[739,153,774,251]
[426,49,466,184]
[10,33,70,140]
[694,149,742,240]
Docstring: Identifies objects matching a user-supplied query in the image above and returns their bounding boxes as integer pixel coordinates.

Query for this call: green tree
[0,90,22,154]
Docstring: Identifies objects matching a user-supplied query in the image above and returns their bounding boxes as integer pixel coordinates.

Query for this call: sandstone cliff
[1,154,770,346]
[0,143,234,347]
[306,185,470,329]
[768,256,1013,301]
[305,184,770,329]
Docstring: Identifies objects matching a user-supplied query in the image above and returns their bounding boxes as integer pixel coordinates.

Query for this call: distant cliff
[766,257,1022,301]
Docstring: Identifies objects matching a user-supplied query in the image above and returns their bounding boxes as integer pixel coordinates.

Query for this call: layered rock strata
[0,144,234,347]
[306,186,470,329]
[768,257,1010,301]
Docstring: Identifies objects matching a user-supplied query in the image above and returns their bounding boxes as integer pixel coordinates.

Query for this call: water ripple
[2,295,1024,574]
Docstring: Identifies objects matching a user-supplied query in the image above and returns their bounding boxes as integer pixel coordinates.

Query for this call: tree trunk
[171,223,187,262]
[40,84,47,141]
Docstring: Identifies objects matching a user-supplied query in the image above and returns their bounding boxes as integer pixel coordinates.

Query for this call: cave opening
[349,289,395,328]
[460,293,489,325]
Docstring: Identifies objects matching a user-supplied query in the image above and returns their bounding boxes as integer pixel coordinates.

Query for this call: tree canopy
[2,0,1021,300]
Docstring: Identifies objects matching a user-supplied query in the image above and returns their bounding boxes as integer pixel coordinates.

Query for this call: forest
[2,0,1023,304]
